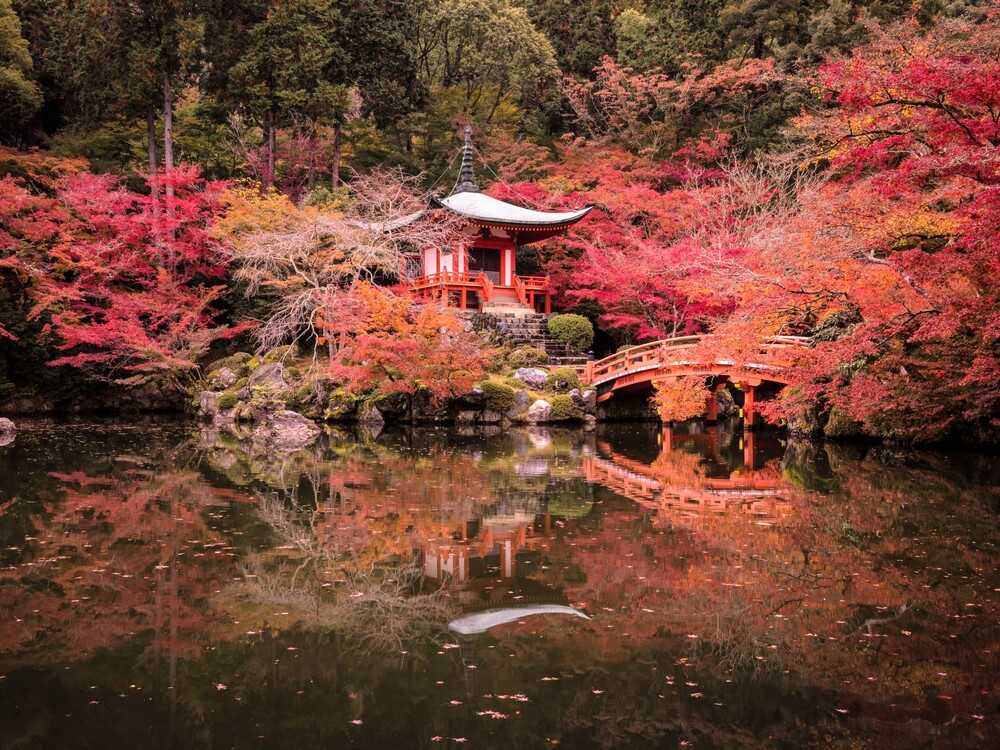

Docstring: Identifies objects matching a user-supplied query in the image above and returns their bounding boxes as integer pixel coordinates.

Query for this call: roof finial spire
[453,124,479,194]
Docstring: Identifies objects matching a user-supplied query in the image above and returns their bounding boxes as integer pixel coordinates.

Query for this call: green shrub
[208,352,252,376]
[217,390,240,410]
[549,394,582,421]
[480,380,517,412]
[547,314,594,353]
[508,346,548,369]
[548,366,580,391]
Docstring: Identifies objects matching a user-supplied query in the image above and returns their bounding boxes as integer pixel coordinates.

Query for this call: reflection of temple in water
[419,423,795,595]
[583,425,794,529]
[422,511,553,582]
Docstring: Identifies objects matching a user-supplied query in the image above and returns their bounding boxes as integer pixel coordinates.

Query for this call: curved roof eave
[434,191,593,228]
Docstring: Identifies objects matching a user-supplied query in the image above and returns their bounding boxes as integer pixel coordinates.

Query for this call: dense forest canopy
[1,0,998,443]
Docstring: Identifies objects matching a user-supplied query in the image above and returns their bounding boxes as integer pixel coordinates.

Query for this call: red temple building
[409,127,592,313]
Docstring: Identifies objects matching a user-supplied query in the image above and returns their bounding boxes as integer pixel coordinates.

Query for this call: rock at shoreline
[252,410,320,451]
[507,389,532,419]
[570,388,597,413]
[526,399,552,423]
[247,362,288,391]
[514,367,548,389]
[357,401,385,427]
[0,417,15,446]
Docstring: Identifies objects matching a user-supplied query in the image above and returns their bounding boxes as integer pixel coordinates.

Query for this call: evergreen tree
[0,0,41,144]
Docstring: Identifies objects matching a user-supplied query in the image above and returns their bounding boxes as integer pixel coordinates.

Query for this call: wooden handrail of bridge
[582,335,810,387]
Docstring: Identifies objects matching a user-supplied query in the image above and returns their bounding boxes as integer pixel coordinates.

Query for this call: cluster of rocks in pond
[195,351,603,449]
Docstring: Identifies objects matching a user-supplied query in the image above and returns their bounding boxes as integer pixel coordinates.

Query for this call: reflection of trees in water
[238,490,454,655]
[549,434,1000,745]
[0,466,240,672]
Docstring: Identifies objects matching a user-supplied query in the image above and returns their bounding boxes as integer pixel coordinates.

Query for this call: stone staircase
[472,311,589,366]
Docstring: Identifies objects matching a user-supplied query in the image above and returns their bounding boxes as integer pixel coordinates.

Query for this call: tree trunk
[262,109,275,192]
[331,122,342,189]
[147,108,160,220]
[163,74,175,202]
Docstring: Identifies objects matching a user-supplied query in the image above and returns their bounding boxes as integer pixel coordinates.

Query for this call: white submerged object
[448,605,590,635]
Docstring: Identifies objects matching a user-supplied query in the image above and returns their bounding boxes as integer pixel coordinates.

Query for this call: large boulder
[526,399,552,423]
[570,388,597,413]
[513,367,549,389]
[210,367,238,390]
[253,410,320,451]
[357,401,385,426]
[506,389,532,419]
[247,362,288,391]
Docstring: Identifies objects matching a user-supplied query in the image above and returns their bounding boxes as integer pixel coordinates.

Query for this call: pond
[0,420,997,749]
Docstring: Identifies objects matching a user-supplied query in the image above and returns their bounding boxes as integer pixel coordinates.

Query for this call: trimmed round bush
[547,314,594,353]
[507,346,548,369]
[480,380,517,412]
[548,366,580,391]
[549,394,583,421]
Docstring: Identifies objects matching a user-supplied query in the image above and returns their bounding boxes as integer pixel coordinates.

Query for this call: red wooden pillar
[544,294,552,314]
[743,384,757,428]
[460,288,467,309]
[743,429,757,470]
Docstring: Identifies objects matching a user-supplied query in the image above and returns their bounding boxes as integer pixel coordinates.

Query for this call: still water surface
[1,420,997,749]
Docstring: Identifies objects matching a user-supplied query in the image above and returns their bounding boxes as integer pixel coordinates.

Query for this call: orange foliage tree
[328,283,491,406]
[652,376,710,423]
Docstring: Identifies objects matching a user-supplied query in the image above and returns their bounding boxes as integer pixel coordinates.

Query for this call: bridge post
[743,429,757,470]
[742,383,757,429]
[584,361,594,385]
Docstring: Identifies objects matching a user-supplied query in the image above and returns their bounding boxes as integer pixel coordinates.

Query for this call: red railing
[511,275,528,306]
[517,275,549,290]
[582,335,810,387]
[479,272,494,302]
[411,271,481,291]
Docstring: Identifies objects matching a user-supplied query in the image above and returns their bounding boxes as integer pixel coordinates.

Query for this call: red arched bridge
[579,335,810,425]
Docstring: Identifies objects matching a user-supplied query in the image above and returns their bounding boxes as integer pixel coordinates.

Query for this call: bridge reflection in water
[584,425,793,530]
[421,423,794,598]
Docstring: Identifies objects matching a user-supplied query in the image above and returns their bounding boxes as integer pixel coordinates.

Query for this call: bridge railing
[582,335,810,387]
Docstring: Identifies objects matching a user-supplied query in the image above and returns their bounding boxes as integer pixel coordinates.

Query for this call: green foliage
[517,0,615,78]
[547,314,593,353]
[548,394,582,421]
[208,352,252,376]
[546,491,593,518]
[217,390,239,410]
[0,0,42,143]
[480,379,517,412]
[507,345,548,368]
[548,366,580,391]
